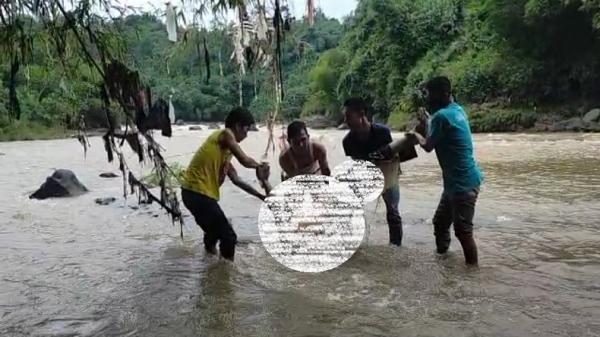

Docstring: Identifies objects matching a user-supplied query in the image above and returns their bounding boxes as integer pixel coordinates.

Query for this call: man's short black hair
[225,107,255,128]
[343,97,368,116]
[287,120,308,140]
[425,76,452,95]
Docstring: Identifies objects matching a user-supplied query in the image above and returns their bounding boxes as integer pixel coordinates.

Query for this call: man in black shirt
[342,98,404,246]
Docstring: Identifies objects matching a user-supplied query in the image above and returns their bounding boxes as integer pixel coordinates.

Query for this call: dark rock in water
[305,115,336,129]
[532,121,551,132]
[95,197,116,205]
[337,123,349,130]
[99,172,118,178]
[188,125,203,131]
[129,205,139,210]
[208,123,220,130]
[249,124,259,131]
[175,119,185,126]
[550,117,585,132]
[583,108,600,123]
[30,169,88,200]
[588,122,600,132]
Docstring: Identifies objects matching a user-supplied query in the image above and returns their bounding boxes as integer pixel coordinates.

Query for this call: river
[1,128,599,337]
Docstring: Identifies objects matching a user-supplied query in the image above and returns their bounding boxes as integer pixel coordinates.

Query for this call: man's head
[287,120,310,151]
[343,97,370,133]
[225,107,255,142]
[424,76,452,113]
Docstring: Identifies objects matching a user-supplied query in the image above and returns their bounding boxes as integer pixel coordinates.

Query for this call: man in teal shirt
[409,76,484,266]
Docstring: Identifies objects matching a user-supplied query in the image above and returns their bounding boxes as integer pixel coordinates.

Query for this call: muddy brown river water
[1,128,599,337]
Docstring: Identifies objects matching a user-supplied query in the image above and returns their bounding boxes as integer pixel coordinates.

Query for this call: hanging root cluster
[2,0,310,238]
[94,60,184,238]
[224,0,292,157]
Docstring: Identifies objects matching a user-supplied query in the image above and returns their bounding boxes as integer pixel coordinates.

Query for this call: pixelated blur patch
[258,175,365,273]
[332,160,384,203]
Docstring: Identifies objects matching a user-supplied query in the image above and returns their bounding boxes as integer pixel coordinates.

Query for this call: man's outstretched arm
[221,129,261,169]
[227,165,266,200]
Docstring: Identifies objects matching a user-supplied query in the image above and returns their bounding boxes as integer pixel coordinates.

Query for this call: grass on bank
[0,120,70,142]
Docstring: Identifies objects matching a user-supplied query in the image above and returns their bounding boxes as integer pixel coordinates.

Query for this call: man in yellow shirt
[181,107,270,261]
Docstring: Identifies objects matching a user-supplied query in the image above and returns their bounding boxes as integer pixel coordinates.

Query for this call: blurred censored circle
[258,175,365,273]
[332,160,385,203]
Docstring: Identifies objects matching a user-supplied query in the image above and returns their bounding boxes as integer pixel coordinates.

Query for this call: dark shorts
[181,188,237,260]
[432,188,479,251]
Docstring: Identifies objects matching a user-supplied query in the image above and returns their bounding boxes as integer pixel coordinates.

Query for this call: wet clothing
[428,103,484,194]
[382,185,402,245]
[432,188,479,254]
[181,129,236,259]
[181,188,237,260]
[343,123,403,246]
[181,130,232,201]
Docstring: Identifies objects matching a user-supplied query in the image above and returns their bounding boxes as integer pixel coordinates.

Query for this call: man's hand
[405,131,419,146]
[256,163,272,197]
[256,162,270,181]
[406,130,427,147]
[415,107,430,137]
[417,107,430,124]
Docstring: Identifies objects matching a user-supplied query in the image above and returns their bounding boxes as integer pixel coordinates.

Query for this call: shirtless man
[279,120,331,181]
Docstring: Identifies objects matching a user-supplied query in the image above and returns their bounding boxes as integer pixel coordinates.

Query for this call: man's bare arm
[256,164,272,196]
[314,143,331,176]
[279,152,295,179]
[408,131,434,153]
[227,165,265,200]
[220,129,261,169]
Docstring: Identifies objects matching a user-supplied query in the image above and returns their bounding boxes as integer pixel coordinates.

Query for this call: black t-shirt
[342,123,393,160]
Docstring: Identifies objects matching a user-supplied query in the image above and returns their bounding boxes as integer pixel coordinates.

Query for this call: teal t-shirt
[427,103,484,194]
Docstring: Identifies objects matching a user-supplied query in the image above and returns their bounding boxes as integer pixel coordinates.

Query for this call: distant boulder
[188,125,203,131]
[208,123,220,130]
[305,115,336,129]
[30,169,88,200]
[175,119,185,126]
[99,172,118,178]
[550,117,584,132]
[583,108,600,123]
[588,122,600,132]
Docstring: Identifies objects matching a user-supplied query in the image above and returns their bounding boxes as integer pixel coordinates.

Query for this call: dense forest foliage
[329,0,600,130]
[0,10,345,139]
[2,0,600,140]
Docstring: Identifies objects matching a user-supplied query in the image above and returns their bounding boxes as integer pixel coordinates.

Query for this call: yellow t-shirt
[182,130,232,200]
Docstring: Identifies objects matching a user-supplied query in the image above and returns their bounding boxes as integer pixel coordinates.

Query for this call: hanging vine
[1,0,306,237]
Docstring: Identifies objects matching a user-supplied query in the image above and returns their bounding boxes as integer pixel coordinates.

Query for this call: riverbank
[0,121,70,142]
[2,108,600,142]
[467,106,600,133]
[302,104,600,133]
